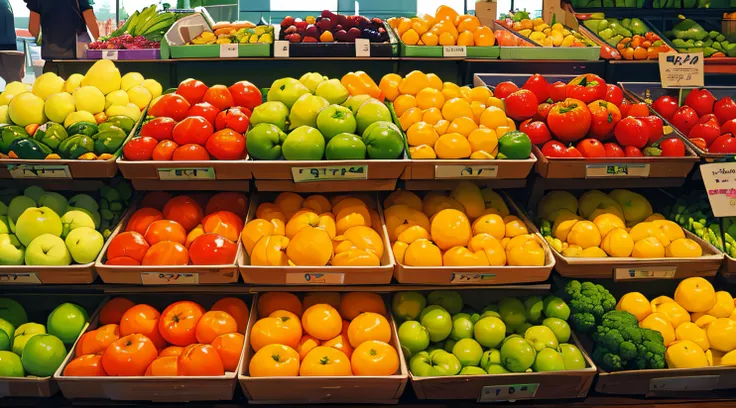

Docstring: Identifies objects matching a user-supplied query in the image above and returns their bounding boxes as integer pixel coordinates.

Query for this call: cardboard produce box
[475,1,498,28]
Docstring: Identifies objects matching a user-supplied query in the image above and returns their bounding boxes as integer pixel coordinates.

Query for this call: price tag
[219,43,238,58]
[8,164,71,179]
[158,167,215,180]
[140,272,199,285]
[478,383,539,402]
[443,45,466,57]
[274,40,290,57]
[650,375,719,392]
[659,52,704,88]
[585,163,650,178]
[102,50,118,60]
[450,272,496,283]
[355,38,370,57]
[435,165,498,179]
[285,273,345,284]
[0,273,42,284]
[700,162,736,217]
[292,165,367,182]
[614,266,676,280]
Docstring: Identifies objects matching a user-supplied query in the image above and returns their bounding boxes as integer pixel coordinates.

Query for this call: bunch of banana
[722,218,736,259]
[235,26,274,44]
[664,191,723,251]
[104,5,182,43]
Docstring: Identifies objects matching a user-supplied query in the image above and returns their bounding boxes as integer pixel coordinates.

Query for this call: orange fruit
[444,246,489,266]
[404,239,442,266]
[447,116,478,137]
[211,297,249,333]
[287,227,333,266]
[296,334,321,360]
[340,292,387,321]
[422,107,443,125]
[323,333,354,359]
[415,88,445,110]
[399,107,423,131]
[411,19,429,35]
[401,28,420,45]
[434,133,472,159]
[434,119,450,135]
[441,98,473,122]
[406,121,439,147]
[301,304,343,340]
[410,145,437,159]
[431,209,472,250]
[439,32,456,46]
[457,30,475,46]
[398,71,430,95]
[211,332,245,371]
[299,347,352,376]
[480,106,508,129]
[347,312,391,348]
[421,31,438,46]
[99,297,135,326]
[470,87,493,103]
[249,344,300,377]
[436,5,460,23]
[457,16,480,32]
[351,340,399,376]
[195,310,238,343]
[250,310,303,351]
[468,128,498,154]
[302,292,341,310]
[258,292,303,318]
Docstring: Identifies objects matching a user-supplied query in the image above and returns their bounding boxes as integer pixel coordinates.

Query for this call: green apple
[44,92,75,123]
[481,310,501,319]
[409,350,461,377]
[480,349,501,371]
[532,348,565,372]
[67,207,100,229]
[500,336,536,372]
[0,234,24,265]
[8,195,36,223]
[315,79,349,105]
[65,227,104,264]
[459,366,486,375]
[486,364,509,374]
[32,72,65,100]
[443,338,456,352]
[499,297,527,327]
[0,298,27,327]
[543,317,571,343]
[12,322,45,356]
[299,72,327,93]
[316,105,357,140]
[250,101,290,131]
[524,325,559,352]
[427,291,463,315]
[513,322,532,335]
[325,133,366,160]
[392,291,426,322]
[267,77,311,109]
[452,338,483,367]
[37,192,68,216]
[47,302,88,344]
[398,320,430,358]
[419,305,452,343]
[63,110,96,128]
[473,316,506,348]
[558,343,586,370]
[60,210,95,238]
[288,94,329,130]
[361,121,404,159]
[470,313,481,324]
[524,296,544,324]
[23,186,45,203]
[25,234,71,266]
[68,193,99,213]
[16,207,62,246]
[282,126,325,160]
[21,334,67,377]
[355,100,391,134]
[543,296,570,320]
[0,317,14,350]
[342,94,371,114]
[246,123,287,160]
[450,313,474,340]
[0,350,24,377]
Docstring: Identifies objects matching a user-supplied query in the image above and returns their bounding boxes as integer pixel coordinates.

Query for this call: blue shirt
[25,0,92,58]
[0,0,16,46]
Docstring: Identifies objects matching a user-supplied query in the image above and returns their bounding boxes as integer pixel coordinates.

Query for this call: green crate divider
[499,46,601,60]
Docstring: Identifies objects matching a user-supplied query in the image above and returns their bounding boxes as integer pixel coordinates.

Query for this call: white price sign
[614,266,676,281]
[292,165,367,182]
[0,273,42,284]
[285,273,345,284]
[102,50,119,60]
[158,167,215,180]
[8,164,72,179]
[585,163,650,178]
[478,383,539,402]
[450,272,496,283]
[435,164,498,179]
[355,38,370,57]
[274,40,290,57]
[140,272,199,285]
[443,45,466,57]
[659,52,704,88]
[219,43,238,58]
[700,162,736,217]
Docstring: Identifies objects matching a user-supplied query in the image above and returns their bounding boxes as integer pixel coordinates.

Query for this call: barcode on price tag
[614,266,676,280]
[659,52,704,88]
[8,164,72,179]
[158,167,215,180]
[285,273,345,284]
[450,273,496,283]
[219,43,238,58]
[443,45,466,57]
[0,273,42,284]
[700,162,736,217]
[355,38,370,57]
[435,164,498,178]
[478,383,539,402]
[140,272,199,285]
[274,40,290,57]
[585,163,650,178]
[292,165,367,182]
[102,50,118,60]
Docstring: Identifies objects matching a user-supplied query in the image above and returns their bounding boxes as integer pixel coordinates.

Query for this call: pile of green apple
[247,72,404,161]
[0,181,133,266]
[393,291,587,376]
[0,298,88,378]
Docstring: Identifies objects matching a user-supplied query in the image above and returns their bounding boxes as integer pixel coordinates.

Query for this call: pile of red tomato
[123,79,262,161]
[497,73,687,158]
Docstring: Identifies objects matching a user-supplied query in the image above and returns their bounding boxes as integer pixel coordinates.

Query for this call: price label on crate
[650,375,719,392]
[355,38,370,57]
[478,383,539,402]
[443,45,466,57]
[285,273,345,284]
[219,43,238,58]
[158,167,215,180]
[102,50,119,60]
[292,165,367,182]
[0,273,41,284]
[140,272,199,285]
[274,40,290,58]
[700,162,736,217]
[614,266,676,280]
[8,164,72,179]
[435,164,498,179]
[450,273,496,283]
[585,163,650,178]
[658,52,704,88]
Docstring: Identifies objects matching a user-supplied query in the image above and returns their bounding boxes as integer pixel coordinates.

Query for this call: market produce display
[392,290,585,375]
[0,182,132,266]
[280,11,390,43]
[650,90,736,153]
[242,192,385,266]
[664,16,735,57]
[62,296,248,376]
[537,189,703,258]
[388,6,496,46]
[581,14,674,59]
[663,190,723,251]
[0,298,89,377]
[498,12,595,48]
[189,21,274,45]
[123,78,260,161]
[248,292,399,376]
[89,5,184,49]
[103,191,247,266]
[385,184,546,267]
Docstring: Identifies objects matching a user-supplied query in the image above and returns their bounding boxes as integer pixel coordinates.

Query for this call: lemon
[479,105,507,130]
[632,236,665,258]
[650,296,675,312]
[580,247,607,257]
[566,220,601,249]
[503,215,528,238]
[694,314,717,329]
[656,302,690,328]
[641,312,675,346]
[705,291,735,318]
[653,220,686,241]
[593,213,625,237]
[665,340,708,368]
[675,277,716,313]
[675,322,709,352]
[406,122,439,147]
[665,238,703,258]
[721,350,736,366]
[601,228,634,257]
[707,318,736,352]
[616,292,651,321]
[552,209,582,241]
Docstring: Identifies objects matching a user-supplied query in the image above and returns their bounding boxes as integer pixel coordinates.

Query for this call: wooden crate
[595,365,736,396]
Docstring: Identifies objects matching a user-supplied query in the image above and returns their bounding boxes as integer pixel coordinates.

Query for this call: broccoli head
[591,310,666,371]
[563,280,617,333]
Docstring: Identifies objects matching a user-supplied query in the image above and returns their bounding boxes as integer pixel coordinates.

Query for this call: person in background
[0,0,17,51]
[26,0,100,59]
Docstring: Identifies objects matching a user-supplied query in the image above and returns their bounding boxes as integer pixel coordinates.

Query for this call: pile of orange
[62,296,248,377]
[378,70,515,159]
[384,183,546,267]
[241,193,385,267]
[248,292,399,377]
[388,5,495,47]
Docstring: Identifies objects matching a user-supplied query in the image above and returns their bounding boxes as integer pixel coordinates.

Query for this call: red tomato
[148,94,191,122]
[535,102,552,120]
[566,146,583,157]
[202,85,234,111]
[206,129,246,160]
[152,140,179,161]
[173,144,210,161]
[123,137,158,161]
[688,114,722,147]
[576,138,606,157]
[627,102,650,117]
[625,146,643,157]
[519,119,551,145]
[670,106,700,135]
[177,78,209,105]
[172,116,214,146]
[566,74,606,104]
[504,90,538,121]
[546,98,592,142]
[494,81,519,99]
[604,84,624,107]
[587,100,622,140]
[228,81,262,112]
[548,81,567,102]
[660,137,687,156]
[140,117,176,141]
[684,88,716,117]
[187,102,220,127]
[540,140,568,157]
[189,234,238,265]
[722,118,736,135]
[215,108,250,134]
[614,117,648,148]
[604,142,625,157]
[619,99,631,117]
[714,97,736,124]
[521,74,549,103]
[708,134,736,153]
[639,116,664,145]
[652,95,679,121]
